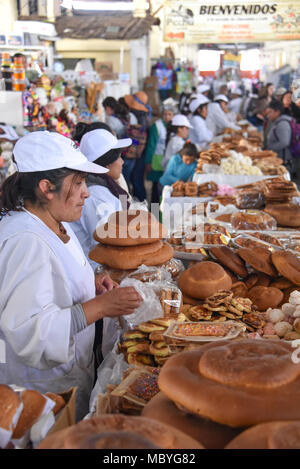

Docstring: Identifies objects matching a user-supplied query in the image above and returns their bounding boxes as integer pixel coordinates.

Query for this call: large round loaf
[89,241,174,270]
[225,421,300,449]
[178,261,232,300]
[38,414,203,449]
[158,339,300,428]
[142,392,242,449]
[264,204,300,228]
[94,210,168,246]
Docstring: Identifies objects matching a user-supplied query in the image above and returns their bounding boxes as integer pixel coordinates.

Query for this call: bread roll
[178,261,232,300]
[12,390,46,439]
[264,204,300,228]
[94,210,167,246]
[89,241,174,270]
[0,385,21,432]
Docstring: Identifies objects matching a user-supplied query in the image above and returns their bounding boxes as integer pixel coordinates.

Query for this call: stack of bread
[141,338,300,449]
[89,210,173,270]
[118,314,186,368]
[178,245,300,315]
[0,385,67,449]
[38,414,203,449]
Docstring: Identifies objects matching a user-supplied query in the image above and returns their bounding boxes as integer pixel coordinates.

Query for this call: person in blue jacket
[159,142,198,187]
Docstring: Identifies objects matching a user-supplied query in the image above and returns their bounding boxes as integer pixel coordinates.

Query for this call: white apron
[0,210,96,421]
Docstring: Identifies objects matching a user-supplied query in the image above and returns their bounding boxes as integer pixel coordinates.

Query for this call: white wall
[0,0,17,33]
[130,35,149,92]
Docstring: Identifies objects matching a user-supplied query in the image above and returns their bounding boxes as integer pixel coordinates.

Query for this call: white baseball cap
[189,95,210,113]
[214,94,229,103]
[80,129,132,162]
[171,114,193,128]
[197,84,210,94]
[232,88,243,96]
[13,131,108,174]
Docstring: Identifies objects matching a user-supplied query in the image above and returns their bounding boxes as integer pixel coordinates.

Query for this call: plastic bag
[119,278,163,328]
[160,282,182,318]
[206,200,239,220]
[235,190,265,209]
[89,343,129,414]
[231,210,277,231]
[127,263,172,283]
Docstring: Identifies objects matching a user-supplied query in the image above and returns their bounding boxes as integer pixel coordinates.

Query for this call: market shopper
[264,99,294,174]
[145,106,175,203]
[102,96,130,138]
[159,141,198,187]
[72,123,132,261]
[188,95,213,151]
[121,91,151,201]
[0,131,142,421]
[162,114,193,169]
[227,88,243,115]
[248,82,274,129]
[206,94,241,136]
[281,91,293,116]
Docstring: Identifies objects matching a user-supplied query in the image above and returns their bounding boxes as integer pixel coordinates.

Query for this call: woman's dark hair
[281,91,292,106]
[268,99,284,114]
[73,121,112,143]
[118,97,130,111]
[0,167,83,215]
[73,122,121,167]
[166,124,182,147]
[102,96,129,125]
[94,149,121,167]
[193,103,208,116]
[180,142,198,159]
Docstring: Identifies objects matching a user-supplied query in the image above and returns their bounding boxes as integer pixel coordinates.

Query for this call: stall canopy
[55,13,159,40]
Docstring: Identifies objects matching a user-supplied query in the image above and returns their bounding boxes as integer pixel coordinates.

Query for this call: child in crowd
[159,142,198,187]
[162,114,193,169]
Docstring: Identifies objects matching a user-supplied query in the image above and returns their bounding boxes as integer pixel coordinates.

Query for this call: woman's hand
[82,287,143,325]
[95,271,118,295]
[97,287,143,317]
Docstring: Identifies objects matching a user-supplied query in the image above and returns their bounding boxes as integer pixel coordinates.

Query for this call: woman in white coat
[188,94,213,151]
[0,131,142,421]
[71,123,132,263]
[206,94,242,136]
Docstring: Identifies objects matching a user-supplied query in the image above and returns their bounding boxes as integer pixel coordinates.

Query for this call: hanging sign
[164,0,300,43]
[222,53,241,69]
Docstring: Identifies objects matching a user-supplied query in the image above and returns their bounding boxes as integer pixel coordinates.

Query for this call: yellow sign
[164,0,300,43]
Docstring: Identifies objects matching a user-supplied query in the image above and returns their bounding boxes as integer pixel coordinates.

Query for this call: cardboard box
[47,387,77,434]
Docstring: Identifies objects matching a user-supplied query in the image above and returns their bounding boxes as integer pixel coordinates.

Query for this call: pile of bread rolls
[89,210,173,270]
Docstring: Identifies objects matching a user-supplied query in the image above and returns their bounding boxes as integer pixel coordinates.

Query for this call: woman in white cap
[162,114,193,169]
[196,84,211,98]
[188,95,213,151]
[0,131,142,421]
[71,123,132,262]
[206,94,242,136]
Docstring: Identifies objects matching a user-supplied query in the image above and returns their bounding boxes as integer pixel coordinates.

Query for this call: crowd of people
[0,77,300,422]
[98,80,300,205]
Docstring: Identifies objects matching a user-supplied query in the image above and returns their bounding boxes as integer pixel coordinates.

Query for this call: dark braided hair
[73,121,112,143]
[0,167,83,215]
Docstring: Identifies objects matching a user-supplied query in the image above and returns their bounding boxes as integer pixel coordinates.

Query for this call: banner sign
[155,69,173,90]
[222,53,241,69]
[164,0,300,43]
